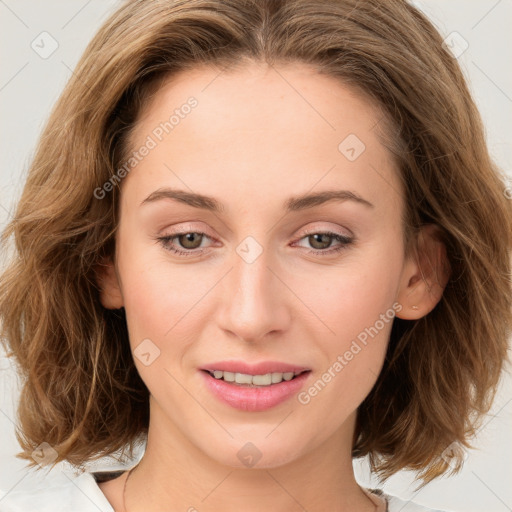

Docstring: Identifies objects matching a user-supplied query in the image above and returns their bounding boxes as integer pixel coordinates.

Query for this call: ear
[395,223,451,320]
[94,256,124,309]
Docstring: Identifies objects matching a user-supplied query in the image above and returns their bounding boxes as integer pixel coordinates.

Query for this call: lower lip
[200,370,311,412]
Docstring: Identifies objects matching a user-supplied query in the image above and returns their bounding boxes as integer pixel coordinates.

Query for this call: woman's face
[101,61,416,468]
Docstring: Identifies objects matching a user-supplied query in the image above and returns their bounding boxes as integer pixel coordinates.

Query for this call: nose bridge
[218,236,289,341]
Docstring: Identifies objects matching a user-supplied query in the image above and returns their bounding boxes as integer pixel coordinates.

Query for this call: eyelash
[156,230,353,257]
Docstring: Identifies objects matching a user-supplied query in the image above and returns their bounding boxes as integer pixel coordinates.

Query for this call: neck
[122,396,376,512]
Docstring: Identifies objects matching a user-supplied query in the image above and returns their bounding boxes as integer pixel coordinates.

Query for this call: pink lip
[199,369,312,412]
[200,360,310,375]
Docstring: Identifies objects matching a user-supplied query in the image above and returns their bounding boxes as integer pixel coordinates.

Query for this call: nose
[216,243,291,343]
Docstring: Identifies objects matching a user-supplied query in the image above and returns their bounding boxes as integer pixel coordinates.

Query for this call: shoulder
[0,476,451,512]
[366,487,451,512]
[0,470,119,512]
[384,491,450,512]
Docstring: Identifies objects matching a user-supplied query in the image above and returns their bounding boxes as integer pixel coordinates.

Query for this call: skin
[96,61,448,512]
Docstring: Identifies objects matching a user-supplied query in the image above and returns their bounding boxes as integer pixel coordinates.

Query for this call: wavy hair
[1,0,511,485]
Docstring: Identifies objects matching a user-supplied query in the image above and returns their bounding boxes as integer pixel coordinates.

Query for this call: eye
[293,230,353,255]
[157,231,212,257]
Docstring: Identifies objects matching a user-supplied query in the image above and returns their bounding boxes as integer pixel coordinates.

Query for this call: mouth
[199,366,313,412]
[201,369,310,387]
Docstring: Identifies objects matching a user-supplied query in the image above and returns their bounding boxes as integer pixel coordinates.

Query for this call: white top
[0,470,449,512]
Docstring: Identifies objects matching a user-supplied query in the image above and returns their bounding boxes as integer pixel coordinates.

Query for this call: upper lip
[200,360,311,375]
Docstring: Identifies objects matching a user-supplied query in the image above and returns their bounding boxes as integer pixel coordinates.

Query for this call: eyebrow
[140,187,374,212]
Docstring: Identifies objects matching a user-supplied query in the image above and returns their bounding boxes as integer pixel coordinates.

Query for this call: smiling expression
[99,60,415,468]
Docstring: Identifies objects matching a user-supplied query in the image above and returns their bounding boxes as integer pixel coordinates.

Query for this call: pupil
[310,233,330,249]
[180,232,202,249]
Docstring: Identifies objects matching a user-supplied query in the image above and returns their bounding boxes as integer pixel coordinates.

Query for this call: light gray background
[0,1,511,511]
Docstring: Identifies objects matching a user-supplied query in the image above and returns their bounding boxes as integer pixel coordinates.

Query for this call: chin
[198,431,306,470]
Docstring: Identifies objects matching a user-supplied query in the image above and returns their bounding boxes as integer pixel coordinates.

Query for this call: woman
[1,0,510,511]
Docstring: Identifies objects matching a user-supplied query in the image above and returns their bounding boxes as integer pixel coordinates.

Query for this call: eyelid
[298,224,353,239]
[160,222,216,238]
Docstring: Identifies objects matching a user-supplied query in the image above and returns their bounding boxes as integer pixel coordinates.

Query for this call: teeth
[208,370,302,386]
[223,371,235,382]
[236,372,253,385]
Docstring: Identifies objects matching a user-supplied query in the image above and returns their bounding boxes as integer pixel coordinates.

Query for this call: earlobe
[396,224,451,320]
[94,257,124,310]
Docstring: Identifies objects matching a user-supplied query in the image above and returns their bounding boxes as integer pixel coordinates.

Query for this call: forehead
[132,61,385,145]
[122,61,401,216]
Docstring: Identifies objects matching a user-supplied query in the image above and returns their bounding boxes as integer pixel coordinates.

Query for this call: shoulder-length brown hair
[1,0,511,485]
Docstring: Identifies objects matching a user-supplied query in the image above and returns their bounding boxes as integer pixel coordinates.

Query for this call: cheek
[298,244,402,342]
[292,242,403,398]
[116,243,205,396]
[115,234,196,352]
[293,303,395,429]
